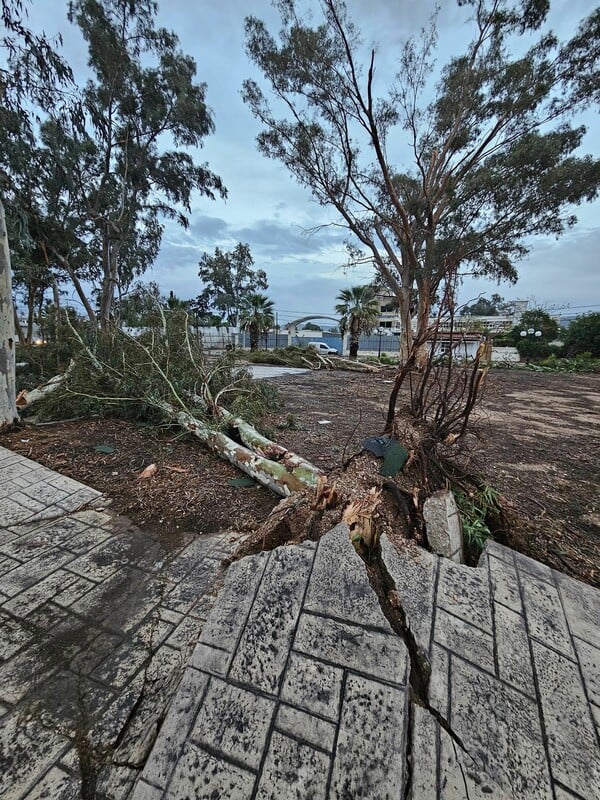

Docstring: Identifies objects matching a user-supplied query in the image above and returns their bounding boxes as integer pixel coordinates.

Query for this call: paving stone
[130,780,164,800]
[0,495,41,526]
[437,559,493,633]
[423,488,464,562]
[429,642,450,716]
[532,639,600,798]
[489,553,522,612]
[140,667,210,790]
[196,551,269,654]
[95,764,138,800]
[2,568,80,617]
[411,706,511,800]
[190,642,232,676]
[229,544,314,694]
[67,566,164,634]
[0,547,76,597]
[191,677,276,770]
[450,657,552,798]
[275,704,336,752]
[0,640,62,704]
[165,741,255,799]
[293,612,408,685]
[255,730,330,799]
[329,673,407,799]
[303,524,389,630]
[0,554,22,576]
[572,637,600,707]
[0,612,34,660]
[52,573,97,608]
[555,571,600,650]
[0,712,70,799]
[514,550,555,584]
[281,652,343,721]
[521,574,574,657]
[484,540,515,564]
[494,603,536,696]
[20,766,80,799]
[62,526,112,555]
[434,608,495,674]
[20,482,71,508]
[380,535,437,653]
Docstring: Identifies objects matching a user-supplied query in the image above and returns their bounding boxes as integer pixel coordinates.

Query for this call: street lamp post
[519,328,542,365]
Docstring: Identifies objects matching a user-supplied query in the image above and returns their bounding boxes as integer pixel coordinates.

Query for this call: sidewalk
[1,445,599,799]
[135,527,600,799]
[0,445,235,800]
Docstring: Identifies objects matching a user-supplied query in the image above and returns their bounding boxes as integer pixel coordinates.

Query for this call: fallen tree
[16,311,324,497]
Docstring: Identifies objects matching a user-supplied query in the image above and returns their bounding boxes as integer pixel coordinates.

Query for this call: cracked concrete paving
[2,446,600,800]
[135,525,600,799]
[0,445,236,800]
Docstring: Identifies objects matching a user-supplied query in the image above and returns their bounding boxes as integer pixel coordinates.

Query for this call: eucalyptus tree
[335,285,379,360]
[196,243,268,327]
[0,0,73,427]
[39,0,225,330]
[243,0,600,362]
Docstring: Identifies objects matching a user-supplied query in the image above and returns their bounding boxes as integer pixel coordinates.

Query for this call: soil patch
[2,368,598,586]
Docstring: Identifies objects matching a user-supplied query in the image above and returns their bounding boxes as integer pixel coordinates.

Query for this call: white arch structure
[284,315,340,346]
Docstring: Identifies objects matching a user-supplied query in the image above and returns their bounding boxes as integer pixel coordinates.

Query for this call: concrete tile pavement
[136,526,600,799]
[2,443,599,799]
[0,445,236,800]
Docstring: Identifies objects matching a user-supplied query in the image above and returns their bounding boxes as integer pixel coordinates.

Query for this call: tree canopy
[243,0,600,361]
[564,312,600,357]
[4,0,225,332]
[335,285,379,359]
[196,243,268,327]
[238,292,275,350]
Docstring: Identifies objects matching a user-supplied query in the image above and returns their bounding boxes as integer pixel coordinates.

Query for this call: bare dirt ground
[2,367,598,586]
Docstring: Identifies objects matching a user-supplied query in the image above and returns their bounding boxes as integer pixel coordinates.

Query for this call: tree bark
[218,407,322,487]
[0,199,19,429]
[15,364,72,409]
[52,250,97,326]
[155,400,314,497]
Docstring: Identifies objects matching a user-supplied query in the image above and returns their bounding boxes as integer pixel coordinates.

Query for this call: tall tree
[335,285,379,360]
[36,0,225,330]
[197,243,268,327]
[243,0,600,362]
[0,0,73,428]
[565,313,600,358]
[238,292,275,350]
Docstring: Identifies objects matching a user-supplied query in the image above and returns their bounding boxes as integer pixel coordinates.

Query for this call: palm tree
[335,285,380,360]
[239,292,275,350]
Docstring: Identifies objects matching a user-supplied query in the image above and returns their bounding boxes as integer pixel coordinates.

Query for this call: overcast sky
[28,0,599,326]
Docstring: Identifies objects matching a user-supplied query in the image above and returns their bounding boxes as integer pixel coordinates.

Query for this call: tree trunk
[52,250,97,326]
[249,324,259,350]
[155,400,313,497]
[13,303,25,346]
[0,199,19,429]
[99,238,120,331]
[15,364,72,409]
[397,286,414,365]
[349,335,359,360]
[415,276,432,369]
[218,407,322,487]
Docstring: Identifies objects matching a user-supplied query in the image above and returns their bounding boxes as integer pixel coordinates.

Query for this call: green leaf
[94,444,115,454]
[228,477,257,488]
[380,441,408,476]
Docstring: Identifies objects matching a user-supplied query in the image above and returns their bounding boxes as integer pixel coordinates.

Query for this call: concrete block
[423,489,463,562]
[330,674,407,799]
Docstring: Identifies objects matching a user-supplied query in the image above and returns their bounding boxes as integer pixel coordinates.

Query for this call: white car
[307,341,339,356]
